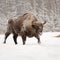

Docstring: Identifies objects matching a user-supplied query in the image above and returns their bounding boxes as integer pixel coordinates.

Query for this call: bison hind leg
[4,32,11,44]
[13,33,18,45]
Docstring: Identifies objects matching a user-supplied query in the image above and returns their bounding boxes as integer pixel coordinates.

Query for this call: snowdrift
[0,32,60,60]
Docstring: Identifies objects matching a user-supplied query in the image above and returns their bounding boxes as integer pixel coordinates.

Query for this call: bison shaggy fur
[4,12,46,45]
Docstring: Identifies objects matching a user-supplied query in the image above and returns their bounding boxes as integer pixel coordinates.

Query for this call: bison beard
[4,12,46,45]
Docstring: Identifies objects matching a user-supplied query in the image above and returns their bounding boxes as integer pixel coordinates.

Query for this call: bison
[4,12,46,45]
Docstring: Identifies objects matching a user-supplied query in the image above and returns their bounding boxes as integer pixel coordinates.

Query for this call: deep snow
[0,32,60,60]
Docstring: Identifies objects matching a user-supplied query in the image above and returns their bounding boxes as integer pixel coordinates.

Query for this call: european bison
[4,12,46,45]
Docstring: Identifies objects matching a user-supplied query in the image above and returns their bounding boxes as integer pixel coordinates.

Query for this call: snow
[0,32,60,60]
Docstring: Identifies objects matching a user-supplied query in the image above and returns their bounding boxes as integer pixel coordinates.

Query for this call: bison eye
[32,25,39,30]
[39,26,42,29]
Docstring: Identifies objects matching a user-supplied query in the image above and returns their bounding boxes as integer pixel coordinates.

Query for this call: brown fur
[4,12,46,45]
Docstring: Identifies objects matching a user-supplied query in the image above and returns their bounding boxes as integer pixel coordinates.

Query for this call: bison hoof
[23,42,25,45]
[3,41,6,44]
[15,43,18,45]
[38,41,41,44]
[23,43,25,45]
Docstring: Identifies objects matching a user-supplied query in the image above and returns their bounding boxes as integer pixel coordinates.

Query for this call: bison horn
[42,21,46,25]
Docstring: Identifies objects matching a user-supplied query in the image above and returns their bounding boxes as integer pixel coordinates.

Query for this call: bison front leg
[35,35,41,44]
[4,32,11,44]
[22,36,26,45]
[13,33,18,45]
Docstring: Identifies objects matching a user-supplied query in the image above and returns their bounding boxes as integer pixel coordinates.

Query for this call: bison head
[32,21,46,35]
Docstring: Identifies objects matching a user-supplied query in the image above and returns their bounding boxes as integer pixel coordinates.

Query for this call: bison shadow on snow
[3,12,46,45]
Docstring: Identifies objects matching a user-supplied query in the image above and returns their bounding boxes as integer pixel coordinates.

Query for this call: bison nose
[39,32,42,35]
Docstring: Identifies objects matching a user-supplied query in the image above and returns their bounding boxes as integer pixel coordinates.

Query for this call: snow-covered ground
[0,32,60,60]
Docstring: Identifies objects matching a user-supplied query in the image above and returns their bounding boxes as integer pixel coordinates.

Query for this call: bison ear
[32,25,39,30]
[8,19,14,24]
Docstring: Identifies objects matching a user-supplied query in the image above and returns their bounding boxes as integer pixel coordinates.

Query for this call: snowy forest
[0,0,60,33]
